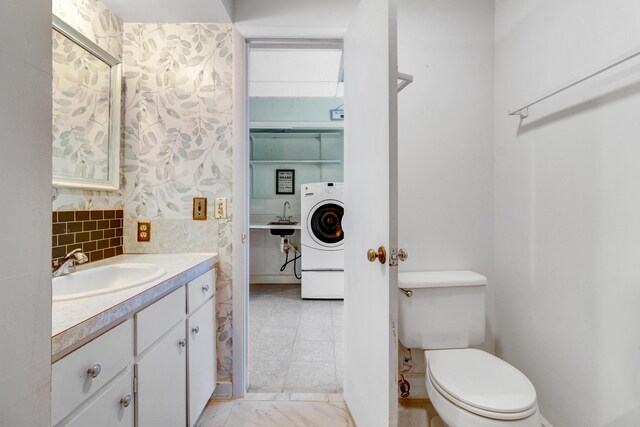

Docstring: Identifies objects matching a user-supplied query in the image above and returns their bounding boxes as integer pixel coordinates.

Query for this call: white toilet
[398,271,540,427]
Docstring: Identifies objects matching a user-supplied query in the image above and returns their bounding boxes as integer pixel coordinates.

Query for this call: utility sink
[268,220,298,236]
[52,263,166,302]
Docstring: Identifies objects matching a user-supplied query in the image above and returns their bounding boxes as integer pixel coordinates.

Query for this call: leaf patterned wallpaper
[121,23,234,381]
[52,0,236,387]
[52,0,124,211]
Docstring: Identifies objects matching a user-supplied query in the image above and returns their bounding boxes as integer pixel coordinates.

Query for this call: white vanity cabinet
[133,271,217,427]
[52,267,216,427]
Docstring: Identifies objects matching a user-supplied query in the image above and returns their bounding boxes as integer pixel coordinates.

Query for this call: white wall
[233,0,358,38]
[397,0,495,353]
[0,0,52,424]
[494,1,640,426]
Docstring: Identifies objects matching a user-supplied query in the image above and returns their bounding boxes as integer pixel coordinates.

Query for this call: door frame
[231,35,345,397]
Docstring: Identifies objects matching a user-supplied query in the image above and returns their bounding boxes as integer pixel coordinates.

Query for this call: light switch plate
[137,221,151,242]
[214,197,227,219]
[193,197,208,220]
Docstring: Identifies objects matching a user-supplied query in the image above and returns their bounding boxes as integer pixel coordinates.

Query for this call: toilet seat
[427,349,537,421]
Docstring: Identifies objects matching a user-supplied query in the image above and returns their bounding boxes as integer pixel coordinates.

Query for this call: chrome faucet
[278,201,292,223]
[52,248,88,277]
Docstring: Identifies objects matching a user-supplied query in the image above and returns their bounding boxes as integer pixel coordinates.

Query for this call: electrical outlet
[193,197,208,220]
[137,221,151,242]
[330,109,345,121]
[214,197,227,219]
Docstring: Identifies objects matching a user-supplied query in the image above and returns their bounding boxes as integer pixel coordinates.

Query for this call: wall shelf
[250,121,344,129]
[250,160,342,165]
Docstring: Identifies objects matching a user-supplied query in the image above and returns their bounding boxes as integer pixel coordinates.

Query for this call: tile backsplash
[52,210,123,266]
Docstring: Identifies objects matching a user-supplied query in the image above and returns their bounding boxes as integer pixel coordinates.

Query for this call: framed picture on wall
[276,169,295,194]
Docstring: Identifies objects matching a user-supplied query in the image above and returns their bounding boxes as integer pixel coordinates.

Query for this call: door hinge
[133,376,138,394]
[242,233,247,244]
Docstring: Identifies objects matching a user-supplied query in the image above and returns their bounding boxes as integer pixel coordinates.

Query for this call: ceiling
[102,0,233,23]
[249,48,344,98]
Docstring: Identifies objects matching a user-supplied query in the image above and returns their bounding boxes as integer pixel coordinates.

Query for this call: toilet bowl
[397,271,540,427]
[425,349,539,427]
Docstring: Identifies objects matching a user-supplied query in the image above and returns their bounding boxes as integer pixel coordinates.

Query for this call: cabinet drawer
[136,286,185,355]
[187,269,215,314]
[63,369,134,427]
[52,320,133,426]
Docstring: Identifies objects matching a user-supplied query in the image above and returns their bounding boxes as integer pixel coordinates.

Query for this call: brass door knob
[367,246,387,264]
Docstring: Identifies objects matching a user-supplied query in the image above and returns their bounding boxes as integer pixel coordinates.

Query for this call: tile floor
[197,395,441,427]
[248,284,343,393]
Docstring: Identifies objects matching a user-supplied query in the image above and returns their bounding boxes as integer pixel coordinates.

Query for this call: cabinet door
[136,321,187,427]
[64,369,134,427]
[187,298,216,427]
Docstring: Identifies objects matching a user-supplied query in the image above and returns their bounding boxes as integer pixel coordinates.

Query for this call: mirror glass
[51,16,121,191]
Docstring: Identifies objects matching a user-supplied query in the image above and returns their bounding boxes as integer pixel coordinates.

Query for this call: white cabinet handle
[178,339,187,348]
[202,284,210,292]
[192,326,200,334]
[87,364,102,378]
[120,395,132,408]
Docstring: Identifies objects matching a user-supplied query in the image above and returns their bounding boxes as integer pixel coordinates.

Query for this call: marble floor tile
[291,340,335,363]
[196,401,234,427]
[262,305,302,326]
[296,322,334,341]
[284,361,337,393]
[249,304,274,319]
[290,393,344,402]
[223,401,350,427]
[249,284,344,394]
[250,337,295,362]
[398,399,444,427]
[302,300,333,314]
[241,392,291,401]
[300,310,334,327]
[253,324,298,343]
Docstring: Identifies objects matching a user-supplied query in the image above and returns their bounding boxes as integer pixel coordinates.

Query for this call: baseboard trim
[345,402,357,427]
[250,275,301,284]
[541,414,554,427]
[212,382,233,399]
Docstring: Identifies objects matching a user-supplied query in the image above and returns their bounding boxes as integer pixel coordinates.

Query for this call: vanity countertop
[250,214,302,230]
[51,253,216,362]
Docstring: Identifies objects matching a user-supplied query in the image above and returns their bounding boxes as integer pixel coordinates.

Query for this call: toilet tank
[397,271,487,350]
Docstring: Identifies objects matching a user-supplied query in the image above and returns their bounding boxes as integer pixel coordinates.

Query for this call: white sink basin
[53,263,167,302]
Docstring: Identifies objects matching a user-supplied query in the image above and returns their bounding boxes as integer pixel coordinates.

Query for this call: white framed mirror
[52,14,122,191]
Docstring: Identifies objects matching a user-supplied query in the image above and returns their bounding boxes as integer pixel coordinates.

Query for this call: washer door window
[308,201,344,248]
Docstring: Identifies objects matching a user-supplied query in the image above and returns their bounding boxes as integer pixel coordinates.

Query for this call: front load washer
[301,182,344,299]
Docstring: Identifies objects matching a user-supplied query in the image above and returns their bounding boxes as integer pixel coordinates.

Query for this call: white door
[343,0,399,426]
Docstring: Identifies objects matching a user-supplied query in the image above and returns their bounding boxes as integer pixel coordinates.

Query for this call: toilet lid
[428,349,537,420]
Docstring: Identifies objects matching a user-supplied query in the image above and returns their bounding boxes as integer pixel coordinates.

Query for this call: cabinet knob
[120,395,132,408]
[192,326,200,334]
[178,339,187,348]
[87,364,102,378]
[202,284,210,292]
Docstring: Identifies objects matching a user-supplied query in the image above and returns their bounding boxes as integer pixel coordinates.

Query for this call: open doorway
[245,41,345,394]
